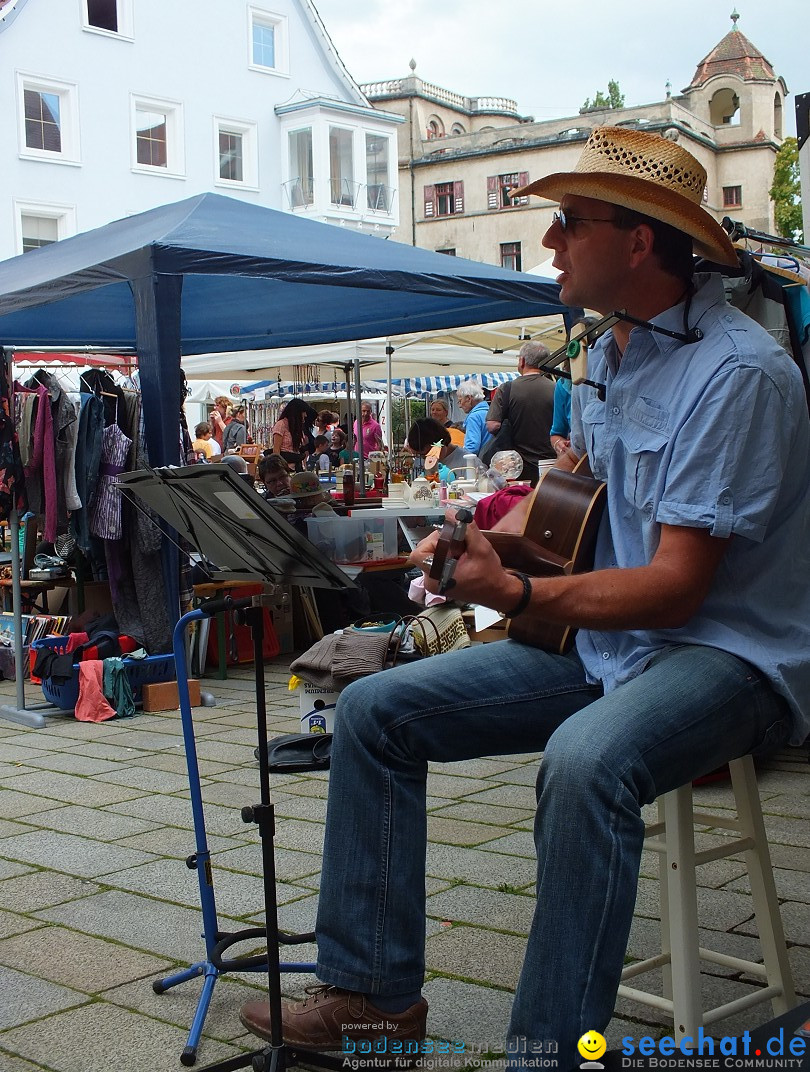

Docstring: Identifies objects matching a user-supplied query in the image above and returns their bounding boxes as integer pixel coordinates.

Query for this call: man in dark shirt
[486,340,556,484]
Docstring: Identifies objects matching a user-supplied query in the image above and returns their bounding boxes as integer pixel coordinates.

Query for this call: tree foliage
[769,137,804,242]
[581,79,625,113]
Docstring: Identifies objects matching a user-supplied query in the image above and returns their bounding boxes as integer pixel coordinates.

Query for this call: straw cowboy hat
[512,126,737,267]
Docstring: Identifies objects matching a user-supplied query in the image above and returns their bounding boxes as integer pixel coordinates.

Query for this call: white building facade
[0,0,402,259]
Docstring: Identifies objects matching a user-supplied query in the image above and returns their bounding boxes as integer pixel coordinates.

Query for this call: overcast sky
[310,0,806,137]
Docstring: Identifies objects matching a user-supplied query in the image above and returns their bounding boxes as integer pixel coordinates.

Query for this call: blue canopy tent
[0,192,571,668]
[0,192,569,470]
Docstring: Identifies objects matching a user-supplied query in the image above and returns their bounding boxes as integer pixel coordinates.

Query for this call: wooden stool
[618,754,795,1038]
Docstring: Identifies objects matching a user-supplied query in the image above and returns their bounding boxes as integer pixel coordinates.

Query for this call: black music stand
[122,465,354,1072]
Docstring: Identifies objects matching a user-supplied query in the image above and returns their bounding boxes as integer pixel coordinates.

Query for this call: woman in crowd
[257,453,292,498]
[406,418,475,481]
[271,398,318,471]
[429,398,465,447]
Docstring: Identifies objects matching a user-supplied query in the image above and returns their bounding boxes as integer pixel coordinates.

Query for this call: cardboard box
[142,679,200,712]
[298,682,339,734]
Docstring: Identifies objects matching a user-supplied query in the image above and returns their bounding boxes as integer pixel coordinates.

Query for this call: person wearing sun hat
[240,127,810,1066]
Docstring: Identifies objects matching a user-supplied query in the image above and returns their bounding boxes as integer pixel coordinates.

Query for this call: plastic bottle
[342,467,355,506]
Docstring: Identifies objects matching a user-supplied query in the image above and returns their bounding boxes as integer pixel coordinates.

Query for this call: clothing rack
[0,345,136,729]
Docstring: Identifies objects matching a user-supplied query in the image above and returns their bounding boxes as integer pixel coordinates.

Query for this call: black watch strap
[504,571,532,619]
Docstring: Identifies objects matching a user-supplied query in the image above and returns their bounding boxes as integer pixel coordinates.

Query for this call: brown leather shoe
[240,985,428,1051]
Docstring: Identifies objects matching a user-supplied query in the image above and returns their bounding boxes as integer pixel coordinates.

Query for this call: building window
[329,126,357,207]
[14,200,77,256]
[500,241,522,272]
[286,128,314,207]
[424,181,464,218]
[488,172,529,209]
[436,248,456,256]
[248,7,288,75]
[131,95,184,175]
[450,123,466,136]
[365,134,391,212]
[24,88,61,152]
[82,0,133,36]
[17,75,79,162]
[774,93,783,139]
[723,185,742,208]
[214,117,258,188]
[426,116,445,140]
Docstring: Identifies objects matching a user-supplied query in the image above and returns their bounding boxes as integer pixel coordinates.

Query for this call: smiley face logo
[577,1031,607,1062]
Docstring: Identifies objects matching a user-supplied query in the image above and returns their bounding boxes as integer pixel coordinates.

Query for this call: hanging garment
[70,393,105,554]
[0,358,26,522]
[90,423,132,540]
[19,382,57,542]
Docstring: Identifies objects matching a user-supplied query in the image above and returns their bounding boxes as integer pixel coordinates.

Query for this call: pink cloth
[75,661,116,722]
[271,418,296,453]
[65,632,90,654]
[353,417,382,458]
[473,484,533,529]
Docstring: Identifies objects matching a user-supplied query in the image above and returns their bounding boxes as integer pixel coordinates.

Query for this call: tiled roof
[687,28,776,88]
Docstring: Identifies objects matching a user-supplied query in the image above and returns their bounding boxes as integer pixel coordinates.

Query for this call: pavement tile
[1,830,157,878]
[93,729,185,751]
[12,753,124,776]
[0,819,35,838]
[19,804,159,841]
[0,870,101,912]
[422,976,513,1049]
[0,1049,50,1071]
[427,884,535,935]
[198,780,263,809]
[0,925,173,991]
[428,801,536,827]
[95,766,197,793]
[134,753,237,777]
[101,972,261,1041]
[193,740,258,765]
[34,889,246,962]
[213,842,322,882]
[727,865,810,903]
[116,825,241,858]
[272,794,328,822]
[425,924,525,990]
[0,909,45,939]
[0,789,58,818]
[1,734,82,754]
[0,1002,244,1072]
[426,843,536,888]
[0,858,33,880]
[108,795,247,836]
[478,831,537,858]
[425,773,495,800]
[427,817,508,847]
[462,784,538,810]
[272,818,327,855]
[2,742,56,762]
[0,964,87,1029]
[744,899,810,946]
[0,771,146,807]
[59,742,155,763]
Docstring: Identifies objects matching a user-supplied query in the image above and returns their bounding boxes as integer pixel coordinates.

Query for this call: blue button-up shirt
[570,273,810,743]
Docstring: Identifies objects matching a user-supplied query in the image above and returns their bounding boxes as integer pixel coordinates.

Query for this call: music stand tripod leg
[198,603,344,1072]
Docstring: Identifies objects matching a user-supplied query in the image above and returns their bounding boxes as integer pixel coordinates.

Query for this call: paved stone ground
[0,657,808,1071]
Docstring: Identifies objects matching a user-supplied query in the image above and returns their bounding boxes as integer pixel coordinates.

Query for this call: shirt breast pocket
[580,399,606,473]
[618,399,671,510]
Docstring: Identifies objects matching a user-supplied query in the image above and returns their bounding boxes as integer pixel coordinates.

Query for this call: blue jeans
[315,640,791,1068]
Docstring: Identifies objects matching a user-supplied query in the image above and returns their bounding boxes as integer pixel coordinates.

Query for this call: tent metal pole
[385,344,393,454]
[354,358,365,495]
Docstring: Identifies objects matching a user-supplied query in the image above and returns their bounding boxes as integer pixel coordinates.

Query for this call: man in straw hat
[240,128,810,1064]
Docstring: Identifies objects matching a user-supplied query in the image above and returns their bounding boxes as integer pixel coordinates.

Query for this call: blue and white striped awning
[380,372,519,397]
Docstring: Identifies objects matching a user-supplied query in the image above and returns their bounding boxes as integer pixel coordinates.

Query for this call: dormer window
[709,88,740,126]
[82,0,133,38]
[248,7,288,76]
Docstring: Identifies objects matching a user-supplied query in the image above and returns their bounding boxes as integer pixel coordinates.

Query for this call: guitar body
[481,465,606,653]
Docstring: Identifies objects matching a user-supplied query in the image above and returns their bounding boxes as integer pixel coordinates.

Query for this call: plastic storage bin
[31,635,176,710]
[306,516,397,563]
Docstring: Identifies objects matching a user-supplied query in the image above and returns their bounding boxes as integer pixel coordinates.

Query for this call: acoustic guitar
[429,460,606,653]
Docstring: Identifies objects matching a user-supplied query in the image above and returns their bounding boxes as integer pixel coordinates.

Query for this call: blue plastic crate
[32,635,176,710]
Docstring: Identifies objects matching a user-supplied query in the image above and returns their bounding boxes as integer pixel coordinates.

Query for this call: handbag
[257,732,332,772]
[411,604,471,657]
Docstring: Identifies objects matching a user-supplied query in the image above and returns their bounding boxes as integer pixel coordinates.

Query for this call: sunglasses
[552,209,618,233]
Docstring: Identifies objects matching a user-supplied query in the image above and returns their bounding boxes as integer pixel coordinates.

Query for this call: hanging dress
[90,423,132,540]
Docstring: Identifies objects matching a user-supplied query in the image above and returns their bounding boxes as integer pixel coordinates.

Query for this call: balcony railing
[282,176,314,209]
[330,177,361,208]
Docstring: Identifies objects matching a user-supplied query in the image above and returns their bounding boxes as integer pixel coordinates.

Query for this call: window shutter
[487,175,498,210]
[423,184,435,219]
[516,171,529,206]
[454,180,464,214]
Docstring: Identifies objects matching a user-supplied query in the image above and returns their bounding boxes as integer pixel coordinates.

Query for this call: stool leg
[729,756,796,1014]
[658,795,673,1003]
[662,784,704,1039]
